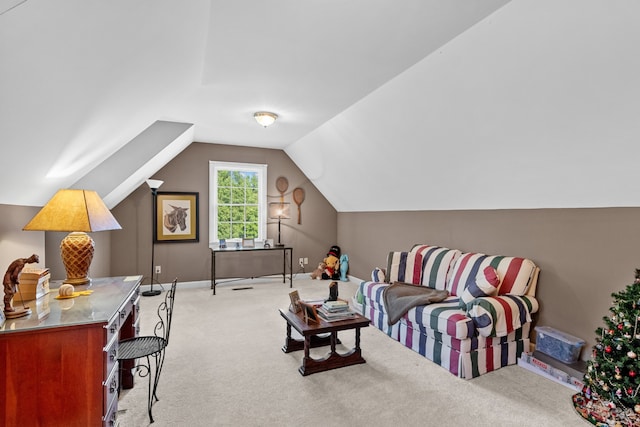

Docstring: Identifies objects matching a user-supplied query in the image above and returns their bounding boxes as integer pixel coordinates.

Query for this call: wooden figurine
[3,254,39,317]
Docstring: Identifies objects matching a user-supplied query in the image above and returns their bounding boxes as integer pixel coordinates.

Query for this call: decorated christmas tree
[573,270,640,426]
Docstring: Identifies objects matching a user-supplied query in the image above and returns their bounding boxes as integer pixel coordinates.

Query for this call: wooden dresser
[0,276,141,427]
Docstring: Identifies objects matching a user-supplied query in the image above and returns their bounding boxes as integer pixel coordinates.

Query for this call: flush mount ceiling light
[254,111,278,128]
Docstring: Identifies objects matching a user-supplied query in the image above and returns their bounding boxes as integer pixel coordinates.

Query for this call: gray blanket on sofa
[383,282,449,325]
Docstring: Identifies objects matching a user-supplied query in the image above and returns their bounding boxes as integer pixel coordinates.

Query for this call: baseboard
[145,274,366,291]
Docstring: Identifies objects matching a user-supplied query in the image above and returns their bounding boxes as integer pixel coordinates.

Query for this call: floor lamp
[143,179,163,297]
[268,202,290,247]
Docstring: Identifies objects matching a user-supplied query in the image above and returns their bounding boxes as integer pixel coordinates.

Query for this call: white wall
[287,0,640,212]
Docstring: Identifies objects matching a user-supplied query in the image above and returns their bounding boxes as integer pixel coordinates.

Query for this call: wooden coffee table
[279,308,370,376]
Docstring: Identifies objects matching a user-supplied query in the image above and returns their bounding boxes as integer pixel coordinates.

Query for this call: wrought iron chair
[118,278,177,423]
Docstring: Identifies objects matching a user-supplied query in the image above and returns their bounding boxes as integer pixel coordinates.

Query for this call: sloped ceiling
[289,0,640,211]
[2,1,638,212]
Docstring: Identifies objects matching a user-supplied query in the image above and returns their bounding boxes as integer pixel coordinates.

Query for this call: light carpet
[117,275,586,427]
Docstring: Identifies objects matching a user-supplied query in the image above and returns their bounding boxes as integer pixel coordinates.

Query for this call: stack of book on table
[14,268,50,303]
[317,300,357,322]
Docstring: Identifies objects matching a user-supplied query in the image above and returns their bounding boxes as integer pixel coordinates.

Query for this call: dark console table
[210,246,293,295]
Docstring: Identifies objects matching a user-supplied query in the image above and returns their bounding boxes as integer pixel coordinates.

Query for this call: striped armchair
[356,244,540,379]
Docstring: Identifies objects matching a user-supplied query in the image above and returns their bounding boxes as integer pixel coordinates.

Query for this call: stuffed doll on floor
[321,245,341,280]
[310,262,326,280]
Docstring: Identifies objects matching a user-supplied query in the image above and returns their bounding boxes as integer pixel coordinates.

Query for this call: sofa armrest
[466,295,539,338]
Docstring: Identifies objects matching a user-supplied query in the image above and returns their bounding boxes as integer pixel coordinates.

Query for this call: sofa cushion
[386,251,422,285]
[359,281,389,313]
[403,297,476,340]
[411,245,461,291]
[458,266,500,308]
[371,267,386,283]
[447,253,538,297]
[494,257,538,295]
[467,295,539,337]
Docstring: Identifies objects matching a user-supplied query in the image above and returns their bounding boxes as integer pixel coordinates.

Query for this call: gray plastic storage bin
[535,326,585,364]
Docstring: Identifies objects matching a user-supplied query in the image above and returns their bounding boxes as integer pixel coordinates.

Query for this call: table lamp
[23,189,122,285]
[268,202,290,247]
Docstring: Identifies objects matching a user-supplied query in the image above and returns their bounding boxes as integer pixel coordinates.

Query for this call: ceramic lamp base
[60,232,94,285]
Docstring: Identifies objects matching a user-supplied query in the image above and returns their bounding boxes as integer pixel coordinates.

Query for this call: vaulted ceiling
[2,1,639,211]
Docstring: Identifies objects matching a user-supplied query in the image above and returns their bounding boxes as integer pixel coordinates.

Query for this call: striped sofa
[355,244,540,379]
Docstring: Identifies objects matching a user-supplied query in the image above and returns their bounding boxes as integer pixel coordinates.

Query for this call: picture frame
[242,238,255,248]
[155,192,199,243]
[300,301,319,324]
[289,290,301,313]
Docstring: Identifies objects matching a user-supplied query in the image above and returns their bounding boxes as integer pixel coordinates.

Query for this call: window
[209,161,267,244]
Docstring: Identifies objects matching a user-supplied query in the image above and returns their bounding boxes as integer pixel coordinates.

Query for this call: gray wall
[0,204,46,275]
[110,142,338,285]
[338,208,640,360]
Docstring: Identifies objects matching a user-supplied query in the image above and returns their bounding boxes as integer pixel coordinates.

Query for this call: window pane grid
[213,166,263,241]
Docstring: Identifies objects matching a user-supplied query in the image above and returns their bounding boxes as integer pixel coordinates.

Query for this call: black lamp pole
[276,215,283,246]
[142,181,162,297]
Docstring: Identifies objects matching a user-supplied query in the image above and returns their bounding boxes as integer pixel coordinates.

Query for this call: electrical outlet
[155,265,161,274]
[298,258,304,268]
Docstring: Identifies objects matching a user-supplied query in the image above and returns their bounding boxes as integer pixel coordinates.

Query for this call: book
[324,299,349,308]
[14,271,50,303]
[322,304,349,312]
[317,306,357,322]
[323,300,349,310]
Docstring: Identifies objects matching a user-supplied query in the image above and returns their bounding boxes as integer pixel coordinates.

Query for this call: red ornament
[618,323,624,330]
[630,371,637,378]
[605,345,612,353]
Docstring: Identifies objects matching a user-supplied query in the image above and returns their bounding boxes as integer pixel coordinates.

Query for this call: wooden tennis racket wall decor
[293,187,305,224]
[275,176,289,204]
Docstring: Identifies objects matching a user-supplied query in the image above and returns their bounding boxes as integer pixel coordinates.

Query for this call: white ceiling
[2,0,639,212]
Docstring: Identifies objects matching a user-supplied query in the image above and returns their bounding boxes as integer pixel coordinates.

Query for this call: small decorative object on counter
[326,281,338,302]
[3,254,39,318]
[59,284,75,297]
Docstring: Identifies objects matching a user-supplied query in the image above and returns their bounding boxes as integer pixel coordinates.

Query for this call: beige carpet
[117,276,586,427]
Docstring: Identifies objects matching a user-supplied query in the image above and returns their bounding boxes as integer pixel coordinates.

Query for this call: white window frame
[209,161,267,245]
